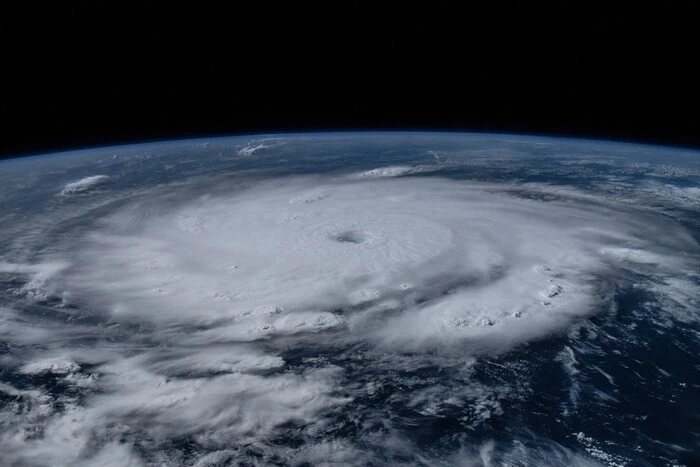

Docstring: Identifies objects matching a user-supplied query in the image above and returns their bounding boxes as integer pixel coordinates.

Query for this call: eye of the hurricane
[331,229,368,244]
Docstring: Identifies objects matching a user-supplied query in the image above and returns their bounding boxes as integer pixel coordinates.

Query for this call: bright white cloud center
[55,176,693,350]
[3,167,699,466]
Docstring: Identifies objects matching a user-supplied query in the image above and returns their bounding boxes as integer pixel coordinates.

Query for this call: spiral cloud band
[58,176,688,348]
[2,161,698,465]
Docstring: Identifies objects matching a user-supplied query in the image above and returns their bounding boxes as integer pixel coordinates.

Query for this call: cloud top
[60,175,108,195]
[55,176,696,351]
[2,164,698,465]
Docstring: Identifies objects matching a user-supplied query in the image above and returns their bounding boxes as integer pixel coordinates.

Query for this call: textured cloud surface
[60,175,108,195]
[1,148,699,465]
[56,176,695,347]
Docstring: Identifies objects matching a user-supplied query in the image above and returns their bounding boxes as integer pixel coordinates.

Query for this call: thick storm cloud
[54,175,695,345]
[1,163,698,465]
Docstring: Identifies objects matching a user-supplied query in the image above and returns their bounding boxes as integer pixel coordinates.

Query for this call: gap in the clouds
[1,268,695,463]
[249,279,699,465]
[0,275,27,298]
[330,230,369,245]
[4,273,671,462]
[525,283,700,465]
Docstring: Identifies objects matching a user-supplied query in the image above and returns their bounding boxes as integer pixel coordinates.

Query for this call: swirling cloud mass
[1,135,699,466]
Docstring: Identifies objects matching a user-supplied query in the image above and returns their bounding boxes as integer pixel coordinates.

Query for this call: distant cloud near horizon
[60,175,108,195]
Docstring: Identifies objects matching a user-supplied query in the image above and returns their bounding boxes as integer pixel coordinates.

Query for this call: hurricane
[1,133,698,466]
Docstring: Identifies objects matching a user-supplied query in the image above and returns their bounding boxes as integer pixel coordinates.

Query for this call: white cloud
[20,356,81,375]
[60,175,109,195]
[50,177,697,351]
[235,138,284,156]
[353,165,424,178]
[1,168,698,464]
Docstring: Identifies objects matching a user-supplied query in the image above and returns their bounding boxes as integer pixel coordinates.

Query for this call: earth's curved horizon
[1,132,698,466]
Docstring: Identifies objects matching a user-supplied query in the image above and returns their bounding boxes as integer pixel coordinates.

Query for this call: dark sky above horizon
[2,4,698,159]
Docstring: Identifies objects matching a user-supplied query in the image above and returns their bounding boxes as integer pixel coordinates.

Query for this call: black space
[1,4,698,159]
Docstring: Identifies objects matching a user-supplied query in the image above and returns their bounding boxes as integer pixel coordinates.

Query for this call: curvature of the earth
[0,132,699,466]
